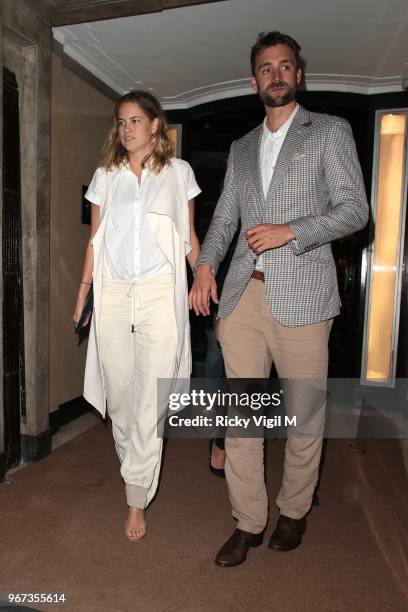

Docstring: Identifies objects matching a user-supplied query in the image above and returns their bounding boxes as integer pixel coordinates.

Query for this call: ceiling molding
[52,0,407,108]
[53,28,404,109]
[53,27,142,93]
[52,38,119,100]
[304,74,403,96]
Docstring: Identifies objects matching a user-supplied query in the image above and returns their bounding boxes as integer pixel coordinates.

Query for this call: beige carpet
[0,425,407,612]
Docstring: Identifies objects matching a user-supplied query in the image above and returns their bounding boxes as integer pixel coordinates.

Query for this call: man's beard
[259,82,296,108]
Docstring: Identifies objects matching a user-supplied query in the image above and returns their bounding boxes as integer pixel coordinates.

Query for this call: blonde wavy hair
[100,90,173,174]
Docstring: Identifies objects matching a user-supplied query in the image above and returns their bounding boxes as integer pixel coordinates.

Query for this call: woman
[73,90,200,542]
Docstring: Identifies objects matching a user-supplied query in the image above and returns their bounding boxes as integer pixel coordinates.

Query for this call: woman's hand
[72,296,84,325]
[73,204,99,327]
[72,283,91,326]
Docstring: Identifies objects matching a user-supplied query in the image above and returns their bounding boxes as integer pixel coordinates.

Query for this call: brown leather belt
[251,270,265,282]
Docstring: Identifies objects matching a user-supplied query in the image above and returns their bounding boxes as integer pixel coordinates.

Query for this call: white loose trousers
[99,274,177,508]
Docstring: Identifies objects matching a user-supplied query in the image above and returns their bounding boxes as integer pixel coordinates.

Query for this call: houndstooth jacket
[196,105,369,326]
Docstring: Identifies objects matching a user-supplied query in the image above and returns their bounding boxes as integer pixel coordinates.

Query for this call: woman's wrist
[78,281,92,297]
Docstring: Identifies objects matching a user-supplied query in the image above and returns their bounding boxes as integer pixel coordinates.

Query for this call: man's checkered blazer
[196,105,369,326]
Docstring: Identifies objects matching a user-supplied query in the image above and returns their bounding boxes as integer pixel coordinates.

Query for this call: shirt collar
[263,103,299,141]
[123,160,149,177]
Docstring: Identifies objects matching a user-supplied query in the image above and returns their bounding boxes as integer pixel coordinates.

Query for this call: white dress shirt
[256,104,299,271]
[85,159,200,280]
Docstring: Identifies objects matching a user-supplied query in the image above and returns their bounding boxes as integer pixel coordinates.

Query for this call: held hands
[245,223,295,253]
[188,263,219,316]
[188,224,295,316]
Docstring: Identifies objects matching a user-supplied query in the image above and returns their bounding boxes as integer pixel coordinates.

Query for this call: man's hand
[245,223,295,253]
[188,263,219,316]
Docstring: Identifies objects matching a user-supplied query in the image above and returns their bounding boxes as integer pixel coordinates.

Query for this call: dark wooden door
[2,67,26,473]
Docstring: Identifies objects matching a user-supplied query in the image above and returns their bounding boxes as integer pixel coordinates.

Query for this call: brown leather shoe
[215,528,263,567]
[268,515,306,551]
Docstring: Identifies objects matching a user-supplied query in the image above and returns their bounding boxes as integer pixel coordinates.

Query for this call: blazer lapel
[264,106,313,207]
[248,125,264,209]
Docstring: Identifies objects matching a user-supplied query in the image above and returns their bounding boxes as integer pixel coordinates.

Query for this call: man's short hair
[250,31,302,75]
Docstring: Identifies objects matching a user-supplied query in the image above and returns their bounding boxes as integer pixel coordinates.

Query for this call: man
[189,31,369,567]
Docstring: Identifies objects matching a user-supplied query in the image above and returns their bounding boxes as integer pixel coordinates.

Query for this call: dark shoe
[215,528,263,567]
[268,515,306,552]
[208,439,225,479]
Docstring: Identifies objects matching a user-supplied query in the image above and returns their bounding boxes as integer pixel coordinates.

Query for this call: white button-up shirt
[257,104,299,271]
[85,159,200,280]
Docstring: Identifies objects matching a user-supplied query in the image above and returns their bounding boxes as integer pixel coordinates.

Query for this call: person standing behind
[189,31,368,567]
[73,91,200,542]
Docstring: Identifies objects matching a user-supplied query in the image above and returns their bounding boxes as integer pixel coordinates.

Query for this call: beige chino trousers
[99,274,177,509]
[218,278,331,533]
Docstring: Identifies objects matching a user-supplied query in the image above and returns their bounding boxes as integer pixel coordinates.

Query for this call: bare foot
[125,507,146,542]
[210,441,226,470]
